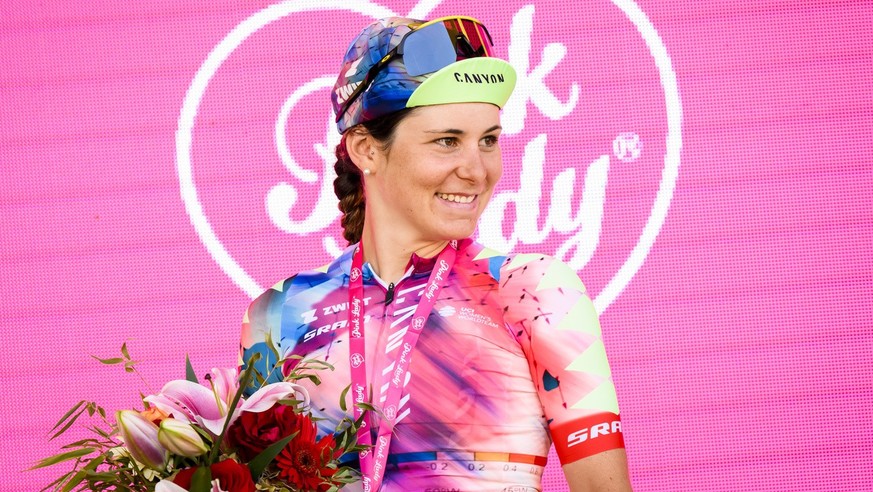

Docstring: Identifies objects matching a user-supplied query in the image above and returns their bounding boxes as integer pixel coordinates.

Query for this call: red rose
[227,403,298,462]
[273,412,342,492]
[173,459,255,492]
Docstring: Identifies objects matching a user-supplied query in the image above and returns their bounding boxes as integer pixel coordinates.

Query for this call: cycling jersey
[239,238,623,491]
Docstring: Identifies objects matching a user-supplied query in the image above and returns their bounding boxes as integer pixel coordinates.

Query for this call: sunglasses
[336,16,495,122]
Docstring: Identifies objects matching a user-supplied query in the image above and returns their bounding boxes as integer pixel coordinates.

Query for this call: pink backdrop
[3,1,872,490]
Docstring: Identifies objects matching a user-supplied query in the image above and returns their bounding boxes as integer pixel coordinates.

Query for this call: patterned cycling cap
[332,16,516,133]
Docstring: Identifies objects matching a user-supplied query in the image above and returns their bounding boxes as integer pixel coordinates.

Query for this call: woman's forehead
[401,103,501,134]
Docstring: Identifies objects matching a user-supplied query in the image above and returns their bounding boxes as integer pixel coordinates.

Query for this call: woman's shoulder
[248,245,355,308]
[460,241,585,293]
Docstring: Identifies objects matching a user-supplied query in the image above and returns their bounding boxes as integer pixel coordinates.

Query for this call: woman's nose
[456,146,488,182]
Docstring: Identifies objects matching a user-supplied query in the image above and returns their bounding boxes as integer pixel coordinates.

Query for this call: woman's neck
[359,225,448,284]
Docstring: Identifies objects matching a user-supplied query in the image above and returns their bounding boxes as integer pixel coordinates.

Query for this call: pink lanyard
[348,241,457,492]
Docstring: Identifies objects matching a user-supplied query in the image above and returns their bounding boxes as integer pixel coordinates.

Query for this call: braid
[333,137,365,244]
[332,108,416,245]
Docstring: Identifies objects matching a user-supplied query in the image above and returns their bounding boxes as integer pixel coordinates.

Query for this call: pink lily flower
[144,379,227,434]
[208,368,238,406]
[143,369,309,436]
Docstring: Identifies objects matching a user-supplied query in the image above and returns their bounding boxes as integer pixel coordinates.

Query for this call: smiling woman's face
[364,102,503,244]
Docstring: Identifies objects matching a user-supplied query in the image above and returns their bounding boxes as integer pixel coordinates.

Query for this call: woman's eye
[480,135,499,148]
[435,137,458,148]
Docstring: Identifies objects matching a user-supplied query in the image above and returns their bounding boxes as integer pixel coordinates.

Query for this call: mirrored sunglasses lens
[402,23,456,76]
[457,19,490,56]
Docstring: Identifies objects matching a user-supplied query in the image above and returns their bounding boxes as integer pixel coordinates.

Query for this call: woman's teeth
[437,193,475,204]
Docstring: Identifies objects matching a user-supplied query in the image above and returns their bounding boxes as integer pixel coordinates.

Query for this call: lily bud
[116,410,167,470]
[158,418,209,458]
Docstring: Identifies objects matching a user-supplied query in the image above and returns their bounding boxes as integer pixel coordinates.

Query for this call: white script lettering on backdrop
[176,0,682,313]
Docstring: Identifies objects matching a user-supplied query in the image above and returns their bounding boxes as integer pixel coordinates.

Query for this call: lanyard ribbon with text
[348,241,457,491]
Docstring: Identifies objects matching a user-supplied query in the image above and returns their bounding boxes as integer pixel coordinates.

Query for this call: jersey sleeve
[499,254,624,464]
[238,277,295,397]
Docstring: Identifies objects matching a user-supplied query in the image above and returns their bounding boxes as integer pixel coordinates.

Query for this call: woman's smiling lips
[436,192,477,205]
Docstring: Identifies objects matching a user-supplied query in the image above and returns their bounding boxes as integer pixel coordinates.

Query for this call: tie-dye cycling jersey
[239,239,623,491]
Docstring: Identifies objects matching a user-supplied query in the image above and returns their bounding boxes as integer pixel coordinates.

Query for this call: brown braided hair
[333,108,415,244]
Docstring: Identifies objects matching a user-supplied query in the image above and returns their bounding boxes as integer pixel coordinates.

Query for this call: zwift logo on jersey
[177,0,682,314]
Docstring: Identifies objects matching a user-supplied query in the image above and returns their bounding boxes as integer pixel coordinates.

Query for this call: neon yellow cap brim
[406,58,517,109]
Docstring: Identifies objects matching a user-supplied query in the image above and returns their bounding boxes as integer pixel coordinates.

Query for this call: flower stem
[206,361,256,464]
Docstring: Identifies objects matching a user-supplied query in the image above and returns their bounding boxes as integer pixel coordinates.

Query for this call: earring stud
[363,168,371,176]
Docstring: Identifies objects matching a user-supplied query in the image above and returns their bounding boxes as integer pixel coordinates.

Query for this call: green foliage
[185,355,199,384]
[36,342,366,492]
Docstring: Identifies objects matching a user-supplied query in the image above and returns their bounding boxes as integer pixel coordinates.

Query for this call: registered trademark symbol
[613,132,642,162]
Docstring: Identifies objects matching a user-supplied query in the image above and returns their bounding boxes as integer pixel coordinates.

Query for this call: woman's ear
[345,129,379,174]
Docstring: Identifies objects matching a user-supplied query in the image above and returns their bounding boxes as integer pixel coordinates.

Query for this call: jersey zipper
[384,282,395,305]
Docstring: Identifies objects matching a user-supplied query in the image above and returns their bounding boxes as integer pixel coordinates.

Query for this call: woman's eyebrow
[424,125,502,135]
[424,128,464,135]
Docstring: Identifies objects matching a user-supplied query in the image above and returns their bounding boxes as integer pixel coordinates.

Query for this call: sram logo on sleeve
[552,413,624,463]
[568,420,622,447]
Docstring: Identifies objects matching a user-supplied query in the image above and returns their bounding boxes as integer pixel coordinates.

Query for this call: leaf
[356,402,378,412]
[50,406,89,441]
[265,331,281,365]
[247,431,298,480]
[190,466,213,492]
[88,424,114,439]
[245,352,263,391]
[276,398,304,408]
[207,363,255,464]
[121,342,130,360]
[336,430,348,450]
[38,469,75,492]
[253,372,266,388]
[91,356,124,365]
[60,437,101,448]
[61,453,106,492]
[338,385,351,412]
[29,448,96,469]
[309,374,324,386]
[49,401,86,434]
[185,355,198,383]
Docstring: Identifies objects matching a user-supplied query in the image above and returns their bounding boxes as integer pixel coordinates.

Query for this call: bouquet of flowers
[34,344,366,492]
